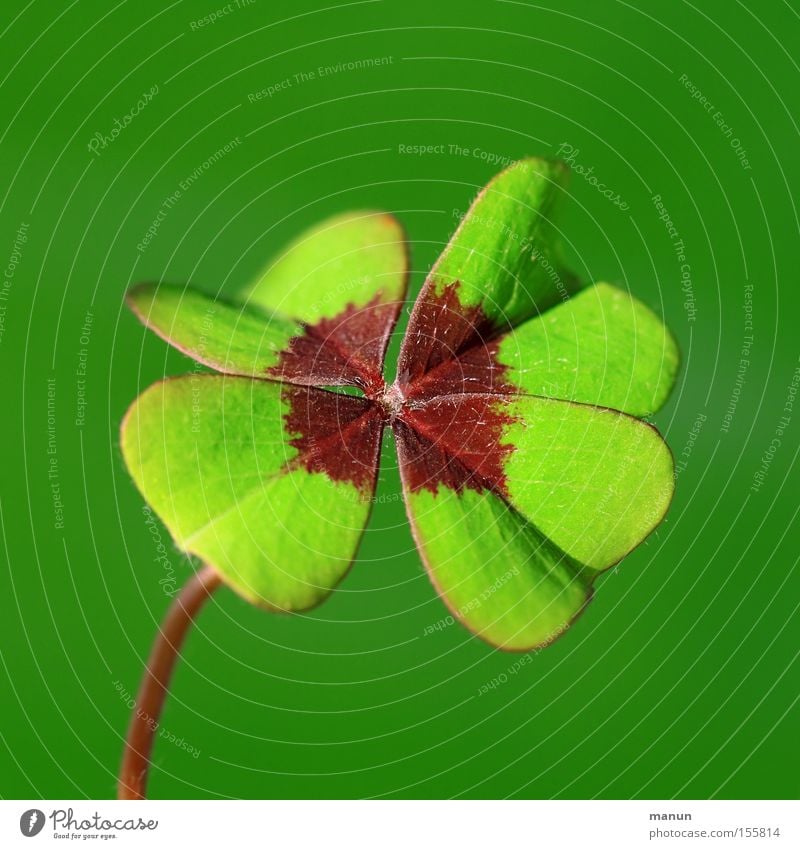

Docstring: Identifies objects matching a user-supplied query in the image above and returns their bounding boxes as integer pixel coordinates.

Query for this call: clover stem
[118,564,221,800]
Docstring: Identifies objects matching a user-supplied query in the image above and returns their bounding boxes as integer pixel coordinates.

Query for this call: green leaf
[127,211,409,392]
[402,282,679,417]
[127,283,301,377]
[401,484,591,651]
[398,389,672,566]
[426,157,578,326]
[121,375,384,610]
[246,210,408,323]
[500,396,674,570]
[496,283,678,416]
[397,157,579,385]
[396,392,672,648]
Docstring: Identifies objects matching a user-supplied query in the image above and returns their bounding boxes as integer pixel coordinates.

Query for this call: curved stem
[118,564,221,800]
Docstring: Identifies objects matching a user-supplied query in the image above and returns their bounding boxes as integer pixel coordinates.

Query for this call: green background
[1,0,798,800]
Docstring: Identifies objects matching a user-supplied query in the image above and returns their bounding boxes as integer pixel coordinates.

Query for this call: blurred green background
[1,0,798,800]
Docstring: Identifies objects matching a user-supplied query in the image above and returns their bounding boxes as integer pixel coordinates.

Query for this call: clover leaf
[118,158,678,797]
[123,158,677,645]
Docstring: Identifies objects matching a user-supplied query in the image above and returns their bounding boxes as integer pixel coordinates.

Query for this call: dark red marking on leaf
[268,294,401,396]
[394,419,484,494]
[403,337,515,402]
[282,385,384,492]
[276,284,522,499]
[396,281,501,389]
[393,394,518,495]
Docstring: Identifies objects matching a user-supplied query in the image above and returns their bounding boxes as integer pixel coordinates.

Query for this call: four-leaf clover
[122,157,678,653]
